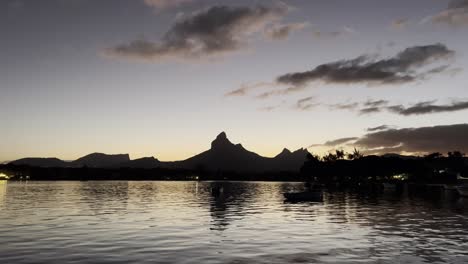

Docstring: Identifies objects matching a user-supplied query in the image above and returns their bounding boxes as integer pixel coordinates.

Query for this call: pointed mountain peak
[281,148,292,154]
[293,148,309,153]
[216,131,227,140]
[211,131,234,150]
[275,148,292,158]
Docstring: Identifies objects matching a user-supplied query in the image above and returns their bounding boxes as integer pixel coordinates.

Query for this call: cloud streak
[105,4,290,61]
[363,99,389,107]
[226,44,454,100]
[387,100,468,116]
[310,124,468,155]
[367,125,391,132]
[296,96,318,110]
[329,102,359,110]
[309,137,358,148]
[355,124,468,154]
[276,44,454,87]
[339,99,468,116]
[265,22,308,40]
[225,82,276,97]
[357,99,390,115]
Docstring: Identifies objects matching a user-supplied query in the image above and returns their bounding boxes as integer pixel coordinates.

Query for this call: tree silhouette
[306,153,321,163]
[347,148,363,160]
[424,152,442,160]
[335,150,345,160]
[323,153,337,162]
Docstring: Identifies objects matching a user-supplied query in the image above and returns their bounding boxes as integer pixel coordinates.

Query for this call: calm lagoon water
[1,181,468,264]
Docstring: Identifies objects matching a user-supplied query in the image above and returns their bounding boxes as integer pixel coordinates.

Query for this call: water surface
[1,181,468,263]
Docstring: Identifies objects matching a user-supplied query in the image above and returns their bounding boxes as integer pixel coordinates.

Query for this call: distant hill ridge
[71,153,130,167]
[9,132,310,172]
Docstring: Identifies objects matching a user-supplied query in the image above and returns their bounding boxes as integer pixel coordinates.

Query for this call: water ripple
[1,181,468,263]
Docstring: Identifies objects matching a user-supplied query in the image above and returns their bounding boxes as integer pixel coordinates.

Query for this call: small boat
[284,191,323,202]
[456,186,468,197]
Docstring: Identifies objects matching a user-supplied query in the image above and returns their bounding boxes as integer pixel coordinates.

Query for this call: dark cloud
[430,0,468,26]
[276,44,454,87]
[387,100,468,115]
[251,97,468,116]
[225,82,275,97]
[330,98,468,116]
[309,137,358,148]
[324,137,359,146]
[106,4,288,61]
[329,102,359,110]
[296,96,318,110]
[355,124,468,154]
[321,99,389,115]
[359,107,383,115]
[226,82,303,99]
[265,22,308,40]
[363,99,389,107]
[254,85,306,99]
[363,99,388,107]
[358,99,389,115]
[226,44,455,100]
[367,125,391,132]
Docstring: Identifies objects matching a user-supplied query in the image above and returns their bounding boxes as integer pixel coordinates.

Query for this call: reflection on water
[1,181,468,263]
[0,180,6,206]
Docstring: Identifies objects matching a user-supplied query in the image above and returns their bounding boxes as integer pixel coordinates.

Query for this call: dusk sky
[2,0,468,162]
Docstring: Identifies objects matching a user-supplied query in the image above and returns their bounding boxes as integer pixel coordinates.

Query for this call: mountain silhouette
[168,132,309,172]
[10,158,68,167]
[273,148,310,170]
[8,132,310,172]
[170,132,268,172]
[120,157,161,168]
[71,153,130,168]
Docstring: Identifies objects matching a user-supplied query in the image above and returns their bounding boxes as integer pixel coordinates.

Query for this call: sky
[1,0,468,162]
